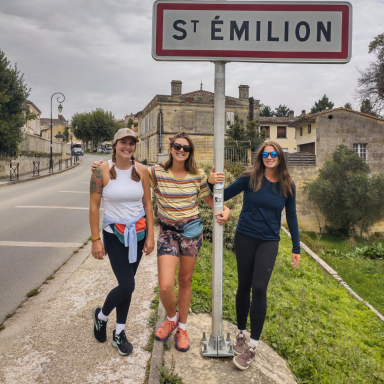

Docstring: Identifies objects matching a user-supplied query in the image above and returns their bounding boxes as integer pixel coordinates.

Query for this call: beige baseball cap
[113,128,139,144]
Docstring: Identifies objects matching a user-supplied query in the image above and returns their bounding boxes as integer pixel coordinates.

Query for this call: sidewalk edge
[0,243,91,354]
[148,301,167,384]
[0,162,81,188]
[281,227,384,322]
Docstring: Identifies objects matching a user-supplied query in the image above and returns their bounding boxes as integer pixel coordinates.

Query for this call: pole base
[201,332,233,357]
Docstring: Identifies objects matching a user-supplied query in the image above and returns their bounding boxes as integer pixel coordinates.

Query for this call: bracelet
[91,237,101,242]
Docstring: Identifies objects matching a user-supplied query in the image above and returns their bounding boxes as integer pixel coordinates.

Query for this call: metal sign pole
[201,62,233,357]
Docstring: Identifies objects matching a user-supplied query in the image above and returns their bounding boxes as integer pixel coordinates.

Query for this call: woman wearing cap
[209,141,300,370]
[92,132,231,353]
[89,128,155,356]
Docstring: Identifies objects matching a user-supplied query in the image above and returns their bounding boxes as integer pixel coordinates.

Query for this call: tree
[360,99,377,116]
[0,49,30,156]
[274,104,290,117]
[310,95,334,114]
[127,118,133,128]
[71,109,120,147]
[226,113,266,152]
[344,102,353,109]
[259,105,274,117]
[304,145,384,236]
[357,33,384,116]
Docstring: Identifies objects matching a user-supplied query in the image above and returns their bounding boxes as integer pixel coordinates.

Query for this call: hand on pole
[292,253,300,268]
[215,206,231,225]
[208,166,225,184]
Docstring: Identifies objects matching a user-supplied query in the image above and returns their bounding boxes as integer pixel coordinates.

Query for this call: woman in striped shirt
[151,133,230,352]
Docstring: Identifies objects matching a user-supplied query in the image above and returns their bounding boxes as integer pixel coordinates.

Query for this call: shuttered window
[277,126,287,138]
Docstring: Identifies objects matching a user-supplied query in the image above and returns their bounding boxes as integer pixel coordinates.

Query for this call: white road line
[16,206,99,210]
[0,241,83,248]
[59,191,89,193]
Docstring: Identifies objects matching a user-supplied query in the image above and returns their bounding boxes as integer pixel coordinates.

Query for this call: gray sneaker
[233,331,247,355]
[233,346,256,370]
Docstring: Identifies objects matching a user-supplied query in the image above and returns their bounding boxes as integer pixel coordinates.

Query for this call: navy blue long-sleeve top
[209,175,300,254]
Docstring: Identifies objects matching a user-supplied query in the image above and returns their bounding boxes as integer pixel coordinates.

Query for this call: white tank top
[103,160,144,233]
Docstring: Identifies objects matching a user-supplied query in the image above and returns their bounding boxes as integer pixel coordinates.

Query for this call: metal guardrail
[10,162,19,181]
[33,161,40,177]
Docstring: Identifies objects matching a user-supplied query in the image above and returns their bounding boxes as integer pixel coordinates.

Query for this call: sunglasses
[262,151,278,158]
[172,143,191,153]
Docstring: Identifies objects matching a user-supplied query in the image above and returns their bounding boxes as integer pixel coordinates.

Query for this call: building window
[226,112,234,128]
[300,127,302,136]
[277,126,287,138]
[353,144,367,160]
[260,126,270,138]
[282,148,288,152]
[308,124,312,134]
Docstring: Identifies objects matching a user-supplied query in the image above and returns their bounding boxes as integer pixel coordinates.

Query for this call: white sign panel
[152,1,352,63]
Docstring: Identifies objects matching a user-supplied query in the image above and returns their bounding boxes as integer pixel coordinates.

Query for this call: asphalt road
[0,154,107,323]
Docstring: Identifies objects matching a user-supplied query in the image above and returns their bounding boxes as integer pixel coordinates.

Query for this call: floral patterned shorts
[157,215,203,258]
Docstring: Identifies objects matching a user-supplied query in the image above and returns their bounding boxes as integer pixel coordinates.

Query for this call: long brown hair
[243,141,294,197]
[161,132,199,175]
[110,140,141,182]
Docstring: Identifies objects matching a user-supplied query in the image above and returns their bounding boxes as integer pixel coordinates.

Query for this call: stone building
[284,108,384,234]
[136,80,259,164]
[259,112,297,153]
[40,115,69,141]
[22,100,41,136]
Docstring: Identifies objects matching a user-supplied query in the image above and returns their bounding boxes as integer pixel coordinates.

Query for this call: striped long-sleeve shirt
[149,165,211,222]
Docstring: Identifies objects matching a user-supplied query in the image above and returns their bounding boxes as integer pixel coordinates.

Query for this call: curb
[282,227,384,322]
[148,301,167,384]
[0,161,81,188]
[0,243,91,354]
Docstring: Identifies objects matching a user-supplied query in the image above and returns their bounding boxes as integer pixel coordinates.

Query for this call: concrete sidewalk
[0,233,158,383]
[0,159,81,187]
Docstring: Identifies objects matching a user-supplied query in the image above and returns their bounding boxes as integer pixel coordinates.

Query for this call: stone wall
[19,133,61,154]
[284,164,384,236]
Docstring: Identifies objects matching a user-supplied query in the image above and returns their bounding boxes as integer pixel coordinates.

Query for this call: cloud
[0,0,383,120]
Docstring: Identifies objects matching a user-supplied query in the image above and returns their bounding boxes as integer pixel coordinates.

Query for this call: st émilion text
[152,1,352,63]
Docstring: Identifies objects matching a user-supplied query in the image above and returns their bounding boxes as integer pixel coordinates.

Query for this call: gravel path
[0,227,159,384]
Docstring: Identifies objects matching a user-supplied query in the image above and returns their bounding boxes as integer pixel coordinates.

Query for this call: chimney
[301,110,306,117]
[239,85,249,99]
[289,110,294,120]
[171,80,182,96]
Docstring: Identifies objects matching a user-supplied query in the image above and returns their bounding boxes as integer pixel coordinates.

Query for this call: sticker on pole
[215,182,224,190]
[214,194,223,207]
[152,1,352,63]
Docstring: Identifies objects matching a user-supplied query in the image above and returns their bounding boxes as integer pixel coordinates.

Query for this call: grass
[299,231,384,315]
[26,288,40,297]
[190,237,384,384]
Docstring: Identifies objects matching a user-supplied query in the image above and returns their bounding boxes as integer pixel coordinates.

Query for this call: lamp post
[50,92,65,172]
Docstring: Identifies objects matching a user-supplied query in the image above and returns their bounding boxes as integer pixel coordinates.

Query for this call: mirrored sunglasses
[172,143,191,153]
[262,151,278,158]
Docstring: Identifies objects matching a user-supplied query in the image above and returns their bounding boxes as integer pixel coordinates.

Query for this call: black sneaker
[112,330,133,356]
[92,305,107,343]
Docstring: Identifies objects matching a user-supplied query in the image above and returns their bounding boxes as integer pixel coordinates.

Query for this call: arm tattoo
[90,168,103,195]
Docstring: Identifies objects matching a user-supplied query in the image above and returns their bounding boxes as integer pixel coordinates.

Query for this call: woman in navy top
[209,141,300,371]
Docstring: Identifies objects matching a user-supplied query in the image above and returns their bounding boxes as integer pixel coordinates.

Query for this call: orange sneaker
[174,328,190,352]
[155,314,179,341]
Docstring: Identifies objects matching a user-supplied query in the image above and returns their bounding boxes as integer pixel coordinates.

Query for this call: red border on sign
[155,3,350,59]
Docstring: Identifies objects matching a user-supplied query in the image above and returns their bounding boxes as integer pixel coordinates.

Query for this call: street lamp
[50,92,65,172]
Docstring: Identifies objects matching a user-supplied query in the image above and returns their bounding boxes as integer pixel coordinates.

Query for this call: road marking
[0,241,83,248]
[16,206,103,210]
[59,191,89,193]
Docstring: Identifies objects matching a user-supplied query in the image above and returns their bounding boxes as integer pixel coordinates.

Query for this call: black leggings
[102,230,145,324]
[234,231,279,340]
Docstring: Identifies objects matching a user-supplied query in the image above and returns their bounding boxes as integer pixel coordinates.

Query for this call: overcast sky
[0,0,383,121]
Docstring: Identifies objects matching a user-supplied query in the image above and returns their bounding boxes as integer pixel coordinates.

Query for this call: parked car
[73,147,84,156]
[105,146,112,154]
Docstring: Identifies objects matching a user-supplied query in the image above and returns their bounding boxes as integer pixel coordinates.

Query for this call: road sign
[152,1,352,63]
